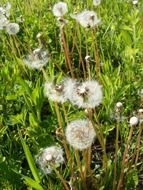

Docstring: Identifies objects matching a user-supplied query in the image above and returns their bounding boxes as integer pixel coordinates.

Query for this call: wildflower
[23,48,49,70]
[36,146,64,174]
[44,81,66,103]
[93,0,101,6]
[129,116,138,126]
[65,119,96,150]
[71,10,100,28]
[69,80,103,109]
[52,2,68,17]
[6,23,19,35]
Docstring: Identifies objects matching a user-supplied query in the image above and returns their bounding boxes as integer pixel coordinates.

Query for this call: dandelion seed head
[71,10,100,28]
[93,0,101,6]
[0,16,9,30]
[116,102,123,109]
[36,146,64,174]
[44,82,66,103]
[62,77,78,101]
[66,119,96,150]
[132,0,138,5]
[23,48,49,70]
[6,23,19,35]
[129,116,138,126]
[70,80,103,108]
[52,2,68,17]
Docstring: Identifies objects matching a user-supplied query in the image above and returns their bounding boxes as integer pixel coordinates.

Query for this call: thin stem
[54,102,70,160]
[135,123,143,166]
[92,28,101,78]
[75,150,87,190]
[61,28,75,78]
[53,167,69,190]
[113,121,119,190]
[117,125,134,190]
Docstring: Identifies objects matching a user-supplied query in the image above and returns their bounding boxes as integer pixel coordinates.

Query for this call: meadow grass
[0,0,143,189]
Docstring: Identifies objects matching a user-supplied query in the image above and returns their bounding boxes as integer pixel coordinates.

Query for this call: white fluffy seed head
[93,0,101,6]
[23,48,49,70]
[69,80,103,109]
[52,2,68,17]
[0,16,9,30]
[132,0,138,5]
[129,116,139,126]
[71,10,100,28]
[36,146,64,174]
[116,102,123,108]
[65,119,96,150]
[44,81,66,103]
[6,23,19,35]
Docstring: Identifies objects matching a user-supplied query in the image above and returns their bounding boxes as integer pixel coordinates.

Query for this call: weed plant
[0,0,143,190]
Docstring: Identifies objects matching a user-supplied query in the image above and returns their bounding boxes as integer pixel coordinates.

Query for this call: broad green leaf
[21,140,40,183]
[24,176,44,190]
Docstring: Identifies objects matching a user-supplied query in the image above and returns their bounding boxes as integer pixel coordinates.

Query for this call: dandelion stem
[135,123,143,166]
[75,150,87,190]
[53,167,69,190]
[54,102,70,160]
[113,120,120,190]
[117,125,134,190]
[61,28,75,78]
[92,28,101,78]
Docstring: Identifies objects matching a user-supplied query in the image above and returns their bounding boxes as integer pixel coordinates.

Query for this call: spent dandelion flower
[65,119,96,150]
[132,0,138,5]
[52,2,68,17]
[6,22,19,35]
[36,146,64,174]
[93,0,101,6]
[71,10,100,28]
[44,81,66,103]
[62,77,78,101]
[0,16,9,30]
[69,80,103,109]
[129,116,139,126]
[23,48,49,70]
[0,2,11,18]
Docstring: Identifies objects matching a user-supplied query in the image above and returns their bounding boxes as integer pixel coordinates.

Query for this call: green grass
[0,0,143,189]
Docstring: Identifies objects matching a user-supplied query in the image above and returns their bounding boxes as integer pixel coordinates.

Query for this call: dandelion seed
[44,81,66,103]
[132,0,138,5]
[23,48,49,70]
[93,0,101,6]
[71,10,100,28]
[0,16,9,30]
[52,2,68,17]
[65,119,96,150]
[69,80,103,109]
[6,23,19,35]
[62,77,78,101]
[129,116,138,126]
[0,2,11,18]
[36,146,64,174]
